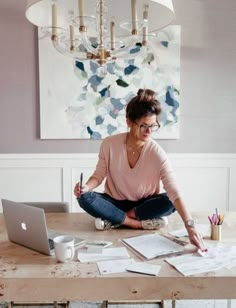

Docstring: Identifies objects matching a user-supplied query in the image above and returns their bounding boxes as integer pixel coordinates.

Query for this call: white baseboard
[0,153,236,213]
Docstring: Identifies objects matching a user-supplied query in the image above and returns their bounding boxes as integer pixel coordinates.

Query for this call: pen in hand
[80,172,83,192]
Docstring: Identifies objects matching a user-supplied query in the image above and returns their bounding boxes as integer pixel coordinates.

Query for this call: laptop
[2,199,85,255]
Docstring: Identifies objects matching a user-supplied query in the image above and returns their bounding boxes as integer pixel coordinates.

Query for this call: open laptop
[2,199,85,255]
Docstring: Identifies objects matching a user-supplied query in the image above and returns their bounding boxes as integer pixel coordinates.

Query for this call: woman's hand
[73,183,89,197]
[186,226,207,251]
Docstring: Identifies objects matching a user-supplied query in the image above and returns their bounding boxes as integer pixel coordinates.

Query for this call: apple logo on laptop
[21,222,27,231]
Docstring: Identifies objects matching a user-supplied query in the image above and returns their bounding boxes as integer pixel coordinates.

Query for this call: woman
[74,89,205,250]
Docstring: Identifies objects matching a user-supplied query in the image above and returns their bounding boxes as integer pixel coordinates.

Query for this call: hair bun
[137,89,144,96]
[126,88,161,122]
[137,88,156,102]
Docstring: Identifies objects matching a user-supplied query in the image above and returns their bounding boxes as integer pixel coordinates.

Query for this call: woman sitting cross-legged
[74,88,206,251]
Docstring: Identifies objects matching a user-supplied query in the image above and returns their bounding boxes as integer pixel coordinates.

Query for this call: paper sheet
[77,247,130,263]
[97,258,135,274]
[169,224,211,238]
[126,262,161,276]
[165,242,236,276]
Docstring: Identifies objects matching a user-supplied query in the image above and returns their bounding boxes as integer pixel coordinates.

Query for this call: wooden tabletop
[0,212,236,302]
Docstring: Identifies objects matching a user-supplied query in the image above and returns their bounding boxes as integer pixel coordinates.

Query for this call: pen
[212,214,217,225]
[80,172,83,191]
[208,212,224,225]
[218,214,224,225]
[208,216,213,224]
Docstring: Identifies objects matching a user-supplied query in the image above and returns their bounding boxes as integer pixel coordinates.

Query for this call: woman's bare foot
[126,208,136,219]
[122,215,142,229]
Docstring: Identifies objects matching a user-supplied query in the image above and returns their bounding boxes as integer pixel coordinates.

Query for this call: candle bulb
[52,3,57,38]
[131,0,137,35]
[78,0,85,27]
[142,5,149,46]
[110,19,115,50]
[143,4,148,21]
[70,25,75,51]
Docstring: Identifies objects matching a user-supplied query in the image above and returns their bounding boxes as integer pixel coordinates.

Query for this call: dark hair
[126,89,161,122]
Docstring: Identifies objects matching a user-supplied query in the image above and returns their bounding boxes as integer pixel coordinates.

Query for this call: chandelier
[26,0,175,76]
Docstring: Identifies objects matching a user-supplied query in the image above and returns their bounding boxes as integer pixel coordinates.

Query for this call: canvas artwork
[38,25,180,139]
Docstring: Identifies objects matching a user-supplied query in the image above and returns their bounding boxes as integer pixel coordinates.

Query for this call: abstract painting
[38,25,180,139]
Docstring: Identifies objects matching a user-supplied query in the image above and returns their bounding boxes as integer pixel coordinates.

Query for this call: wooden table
[0,212,236,304]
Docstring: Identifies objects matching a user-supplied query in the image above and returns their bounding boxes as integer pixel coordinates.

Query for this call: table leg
[172,299,176,308]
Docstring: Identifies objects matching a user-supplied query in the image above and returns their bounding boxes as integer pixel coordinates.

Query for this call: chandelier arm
[109,35,140,56]
[80,31,98,55]
[52,39,89,60]
[110,45,147,60]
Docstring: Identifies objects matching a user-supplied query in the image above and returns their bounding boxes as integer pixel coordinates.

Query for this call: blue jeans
[77,192,176,225]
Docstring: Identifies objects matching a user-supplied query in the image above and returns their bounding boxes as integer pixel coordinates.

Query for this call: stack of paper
[97,259,162,276]
[77,247,130,263]
[121,233,185,260]
[165,242,236,276]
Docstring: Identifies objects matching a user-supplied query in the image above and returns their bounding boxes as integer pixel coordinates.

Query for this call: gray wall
[0,0,236,153]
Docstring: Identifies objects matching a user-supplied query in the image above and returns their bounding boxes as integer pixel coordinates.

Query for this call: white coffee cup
[53,235,75,263]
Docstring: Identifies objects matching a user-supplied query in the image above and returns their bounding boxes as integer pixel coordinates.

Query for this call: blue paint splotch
[161,41,169,48]
[88,75,103,91]
[76,61,85,72]
[124,65,138,75]
[109,110,118,119]
[165,86,180,121]
[99,87,109,97]
[87,126,102,139]
[116,79,129,87]
[95,115,104,125]
[110,98,124,110]
[107,124,117,135]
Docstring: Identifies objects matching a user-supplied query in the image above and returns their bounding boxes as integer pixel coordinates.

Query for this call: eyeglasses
[134,122,160,132]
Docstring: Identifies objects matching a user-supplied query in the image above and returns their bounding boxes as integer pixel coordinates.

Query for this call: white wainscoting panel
[0,167,63,212]
[0,154,236,308]
[174,167,229,212]
[0,154,236,213]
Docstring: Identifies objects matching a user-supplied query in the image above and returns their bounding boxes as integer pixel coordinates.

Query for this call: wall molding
[0,153,236,212]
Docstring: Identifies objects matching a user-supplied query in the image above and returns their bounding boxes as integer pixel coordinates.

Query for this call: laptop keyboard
[48,229,85,247]
[48,238,54,250]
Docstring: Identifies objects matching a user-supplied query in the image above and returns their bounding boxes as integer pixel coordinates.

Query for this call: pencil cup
[210,224,222,241]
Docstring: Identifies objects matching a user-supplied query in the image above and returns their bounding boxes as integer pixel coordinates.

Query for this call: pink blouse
[91,133,181,204]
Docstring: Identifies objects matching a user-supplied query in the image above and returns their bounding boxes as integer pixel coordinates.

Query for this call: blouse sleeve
[159,150,181,204]
[90,140,108,185]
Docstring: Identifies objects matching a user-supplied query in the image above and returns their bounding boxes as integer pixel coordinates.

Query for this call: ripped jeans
[77,191,176,225]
